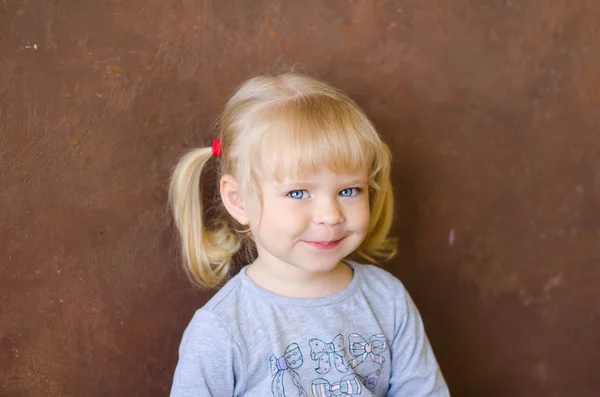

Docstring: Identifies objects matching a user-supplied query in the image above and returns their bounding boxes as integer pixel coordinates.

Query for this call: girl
[168,73,450,397]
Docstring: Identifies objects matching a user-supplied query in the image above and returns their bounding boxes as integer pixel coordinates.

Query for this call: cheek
[264,203,309,236]
[251,199,295,233]
[351,200,371,230]
[244,199,262,226]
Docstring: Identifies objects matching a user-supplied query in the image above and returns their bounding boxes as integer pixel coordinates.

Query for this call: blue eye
[339,188,360,197]
[287,190,307,199]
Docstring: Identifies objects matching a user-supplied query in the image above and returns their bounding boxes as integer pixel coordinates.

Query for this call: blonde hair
[169,73,397,288]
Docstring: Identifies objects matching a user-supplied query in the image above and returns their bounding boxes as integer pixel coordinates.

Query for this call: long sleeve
[387,289,450,396]
[170,309,246,397]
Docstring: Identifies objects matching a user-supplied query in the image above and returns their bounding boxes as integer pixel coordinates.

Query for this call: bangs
[245,95,383,183]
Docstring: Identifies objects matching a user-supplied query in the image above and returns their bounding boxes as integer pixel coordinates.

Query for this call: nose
[313,197,345,225]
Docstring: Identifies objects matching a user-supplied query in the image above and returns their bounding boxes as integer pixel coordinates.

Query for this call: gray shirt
[170,262,450,396]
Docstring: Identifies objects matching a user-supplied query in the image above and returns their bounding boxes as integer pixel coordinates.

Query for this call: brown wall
[1,1,599,396]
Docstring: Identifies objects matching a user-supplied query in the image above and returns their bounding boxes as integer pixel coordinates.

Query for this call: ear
[219,174,249,225]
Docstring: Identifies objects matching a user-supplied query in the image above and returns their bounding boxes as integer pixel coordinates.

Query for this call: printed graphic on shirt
[308,334,349,374]
[311,374,364,397]
[347,333,388,390]
[269,342,308,397]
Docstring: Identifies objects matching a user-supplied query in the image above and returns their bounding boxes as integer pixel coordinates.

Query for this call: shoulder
[178,273,246,348]
[354,263,436,337]
[201,271,245,312]
[173,303,248,395]
[352,262,408,296]
[184,270,255,342]
[177,302,247,371]
[350,262,417,328]
[178,307,235,354]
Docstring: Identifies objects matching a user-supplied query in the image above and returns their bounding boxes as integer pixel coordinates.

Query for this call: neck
[246,260,354,299]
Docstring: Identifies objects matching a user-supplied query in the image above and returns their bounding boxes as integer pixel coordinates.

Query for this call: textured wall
[1,0,599,396]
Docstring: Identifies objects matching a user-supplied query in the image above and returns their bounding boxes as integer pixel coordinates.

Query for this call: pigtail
[168,147,240,288]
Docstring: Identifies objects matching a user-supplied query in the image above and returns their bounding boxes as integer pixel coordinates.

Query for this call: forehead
[251,131,374,185]
[260,168,369,189]
[256,97,376,171]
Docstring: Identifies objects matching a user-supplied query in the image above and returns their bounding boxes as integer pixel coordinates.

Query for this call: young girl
[168,73,450,396]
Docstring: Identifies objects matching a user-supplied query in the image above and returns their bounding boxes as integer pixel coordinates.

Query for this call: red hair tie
[211,138,222,157]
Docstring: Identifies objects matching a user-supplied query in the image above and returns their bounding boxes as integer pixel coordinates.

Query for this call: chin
[301,258,345,273]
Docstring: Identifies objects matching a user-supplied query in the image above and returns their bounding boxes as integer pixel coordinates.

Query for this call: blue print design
[348,333,388,390]
[311,374,363,397]
[270,343,308,397]
[309,334,349,374]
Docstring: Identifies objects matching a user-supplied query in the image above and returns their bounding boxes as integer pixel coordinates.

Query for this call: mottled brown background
[1,0,599,396]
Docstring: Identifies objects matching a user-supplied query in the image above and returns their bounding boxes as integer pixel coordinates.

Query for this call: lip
[304,238,345,250]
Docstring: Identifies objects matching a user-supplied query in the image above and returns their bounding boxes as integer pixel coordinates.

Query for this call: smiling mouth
[304,238,345,250]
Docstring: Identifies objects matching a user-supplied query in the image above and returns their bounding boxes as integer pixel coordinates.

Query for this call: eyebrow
[344,179,368,186]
